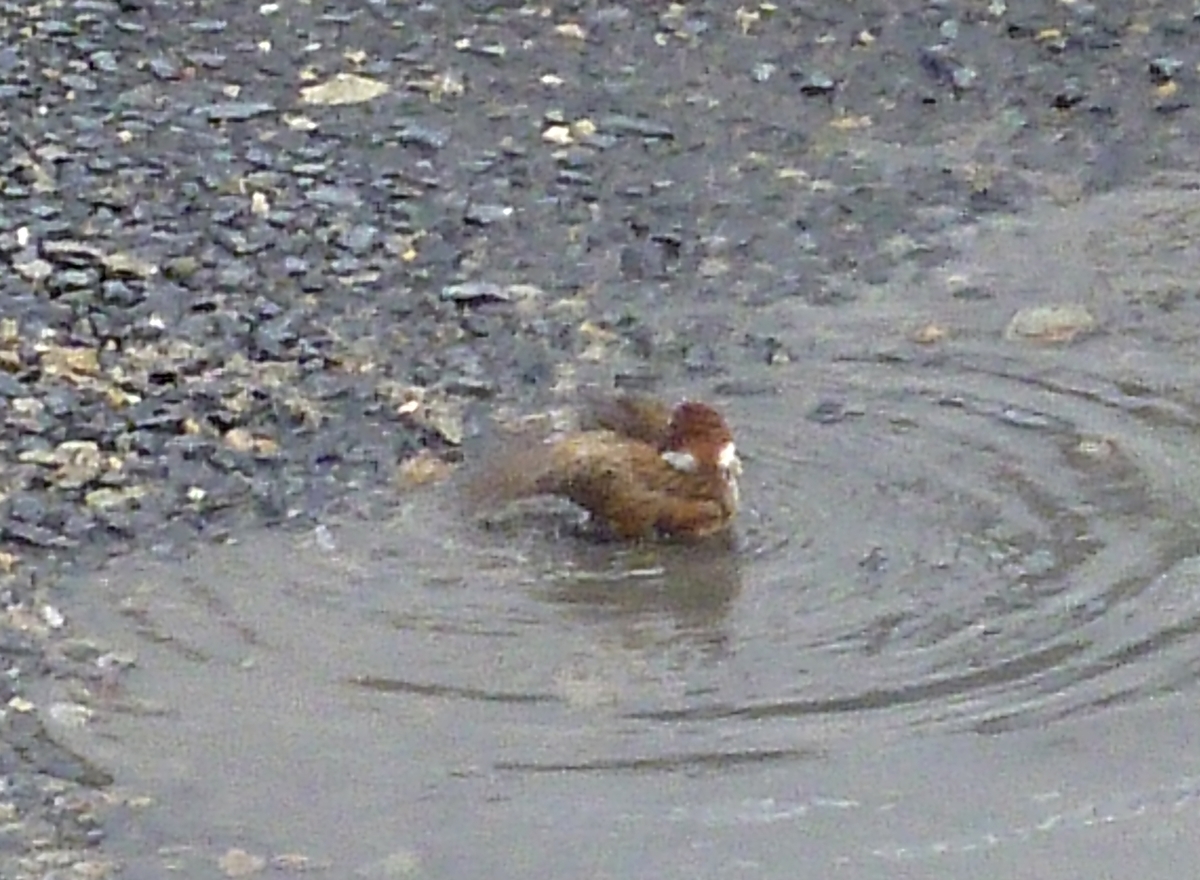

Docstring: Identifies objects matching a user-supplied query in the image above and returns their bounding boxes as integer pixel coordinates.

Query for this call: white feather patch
[661,449,697,472]
[717,442,741,475]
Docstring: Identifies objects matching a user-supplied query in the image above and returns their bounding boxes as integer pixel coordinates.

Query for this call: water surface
[53,183,1200,878]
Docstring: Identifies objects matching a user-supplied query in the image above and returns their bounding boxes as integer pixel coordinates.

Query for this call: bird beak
[717,442,741,478]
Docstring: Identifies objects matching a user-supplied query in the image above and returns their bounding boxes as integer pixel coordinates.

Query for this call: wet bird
[467,393,742,541]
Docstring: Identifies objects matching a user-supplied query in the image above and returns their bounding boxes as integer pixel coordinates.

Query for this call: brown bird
[467,393,742,541]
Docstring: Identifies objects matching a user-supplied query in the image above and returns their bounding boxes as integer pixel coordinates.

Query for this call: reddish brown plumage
[468,393,741,541]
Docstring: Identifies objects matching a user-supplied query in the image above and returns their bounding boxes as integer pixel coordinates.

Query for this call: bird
[466,392,742,541]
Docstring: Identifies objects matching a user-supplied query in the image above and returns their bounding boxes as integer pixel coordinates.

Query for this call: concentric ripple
[709,345,1200,740]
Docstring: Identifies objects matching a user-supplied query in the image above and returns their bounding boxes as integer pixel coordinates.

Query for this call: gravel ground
[2,0,1199,876]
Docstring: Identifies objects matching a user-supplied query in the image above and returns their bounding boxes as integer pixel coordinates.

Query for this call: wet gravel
[2,0,1200,875]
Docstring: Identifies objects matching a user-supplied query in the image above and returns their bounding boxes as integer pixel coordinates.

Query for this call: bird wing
[579,391,673,448]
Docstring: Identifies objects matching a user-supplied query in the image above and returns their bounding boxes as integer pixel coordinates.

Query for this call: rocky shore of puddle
[2,1,1199,876]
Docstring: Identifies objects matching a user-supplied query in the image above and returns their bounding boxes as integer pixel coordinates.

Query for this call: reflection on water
[533,533,743,654]
[48,184,1200,876]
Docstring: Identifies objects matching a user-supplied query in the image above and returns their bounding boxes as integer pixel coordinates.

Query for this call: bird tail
[459,432,560,508]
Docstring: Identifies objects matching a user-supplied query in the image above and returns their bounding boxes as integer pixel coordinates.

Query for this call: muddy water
[55,184,1200,878]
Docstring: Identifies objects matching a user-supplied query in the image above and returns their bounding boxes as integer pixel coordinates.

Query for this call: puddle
[51,183,1200,877]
